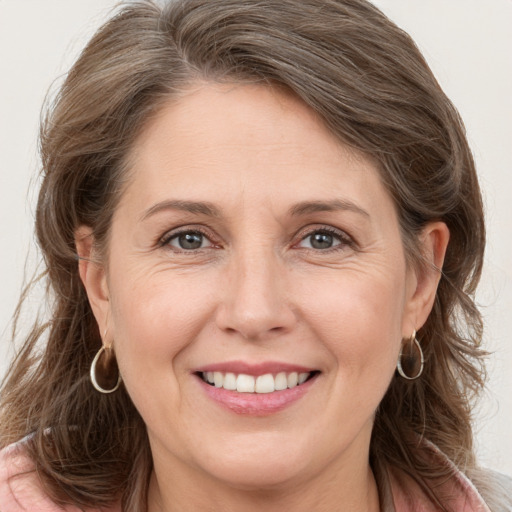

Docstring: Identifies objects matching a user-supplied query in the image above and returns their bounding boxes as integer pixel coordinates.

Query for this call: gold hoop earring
[90,345,122,393]
[397,330,424,380]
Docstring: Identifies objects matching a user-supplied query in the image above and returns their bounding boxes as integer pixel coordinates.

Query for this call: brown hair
[0,1,486,510]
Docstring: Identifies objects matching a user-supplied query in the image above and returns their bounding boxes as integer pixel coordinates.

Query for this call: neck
[147,453,380,512]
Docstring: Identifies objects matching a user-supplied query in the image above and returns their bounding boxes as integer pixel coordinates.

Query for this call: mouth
[193,361,321,415]
[197,370,319,394]
[193,364,321,415]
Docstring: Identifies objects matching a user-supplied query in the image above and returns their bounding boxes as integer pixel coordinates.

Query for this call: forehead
[133,82,350,160]
[119,82,392,218]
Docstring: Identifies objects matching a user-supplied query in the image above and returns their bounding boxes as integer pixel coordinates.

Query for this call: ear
[75,225,111,340]
[402,221,450,336]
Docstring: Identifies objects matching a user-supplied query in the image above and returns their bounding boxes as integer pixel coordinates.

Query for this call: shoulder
[0,439,121,512]
[423,439,512,512]
[0,438,70,512]
[386,438,512,512]
[468,467,512,512]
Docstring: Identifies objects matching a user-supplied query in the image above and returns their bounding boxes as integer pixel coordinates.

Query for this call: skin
[77,83,449,512]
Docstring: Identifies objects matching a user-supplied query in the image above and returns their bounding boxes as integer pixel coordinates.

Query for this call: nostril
[214,282,297,340]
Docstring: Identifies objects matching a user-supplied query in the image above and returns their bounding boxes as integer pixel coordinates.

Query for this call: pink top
[0,440,121,512]
[0,436,502,511]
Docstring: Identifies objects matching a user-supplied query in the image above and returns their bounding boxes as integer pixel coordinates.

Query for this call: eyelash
[159,226,218,253]
[295,226,355,252]
[158,225,355,253]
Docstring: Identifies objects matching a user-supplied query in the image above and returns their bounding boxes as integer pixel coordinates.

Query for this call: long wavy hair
[0,1,488,510]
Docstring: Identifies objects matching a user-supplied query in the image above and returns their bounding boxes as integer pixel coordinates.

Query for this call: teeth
[287,372,298,388]
[298,372,309,384]
[274,372,288,391]
[201,371,313,393]
[213,371,223,388]
[223,372,237,390]
[255,374,274,393]
[236,374,255,393]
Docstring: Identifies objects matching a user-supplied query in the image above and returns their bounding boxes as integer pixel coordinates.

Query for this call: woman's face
[82,83,443,494]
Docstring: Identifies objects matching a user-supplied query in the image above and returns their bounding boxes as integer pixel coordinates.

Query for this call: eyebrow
[289,199,370,219]
[140,198,370,222]
[140,200,222,221]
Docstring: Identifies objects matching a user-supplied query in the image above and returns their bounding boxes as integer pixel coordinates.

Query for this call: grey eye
[299,231,342,250]
[168,231,211,250]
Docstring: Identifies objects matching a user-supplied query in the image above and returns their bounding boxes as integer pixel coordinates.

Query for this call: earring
[397,330,424,380]
[90,345,122,393]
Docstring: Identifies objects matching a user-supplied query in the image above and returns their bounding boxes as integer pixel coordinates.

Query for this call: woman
[0,0,510,510]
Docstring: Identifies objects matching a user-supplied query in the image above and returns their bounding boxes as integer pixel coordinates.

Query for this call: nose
[215,248,297,341]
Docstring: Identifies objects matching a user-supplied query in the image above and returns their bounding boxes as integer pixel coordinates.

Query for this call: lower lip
[196,374,319,416]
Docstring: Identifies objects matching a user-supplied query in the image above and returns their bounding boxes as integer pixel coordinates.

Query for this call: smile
[200,371,314,393]
[194,365,320,415]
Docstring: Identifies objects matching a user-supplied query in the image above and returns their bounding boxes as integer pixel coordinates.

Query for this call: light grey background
[1,1,511,474]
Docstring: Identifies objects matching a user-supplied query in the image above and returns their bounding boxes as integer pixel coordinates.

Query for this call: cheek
[107,268,216,390]
[296,265,406,376]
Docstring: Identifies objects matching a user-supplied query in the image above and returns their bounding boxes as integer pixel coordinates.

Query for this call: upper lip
[193,360,318,376]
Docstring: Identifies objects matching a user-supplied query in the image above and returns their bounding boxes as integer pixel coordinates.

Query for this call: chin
[191,433,321,491]
[205,459,306,491]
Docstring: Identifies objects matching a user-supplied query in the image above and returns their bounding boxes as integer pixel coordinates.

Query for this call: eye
[297,228,348,250]
[165,230,213,250]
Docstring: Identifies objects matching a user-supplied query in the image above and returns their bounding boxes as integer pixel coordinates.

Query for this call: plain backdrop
[1,0,511,474]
